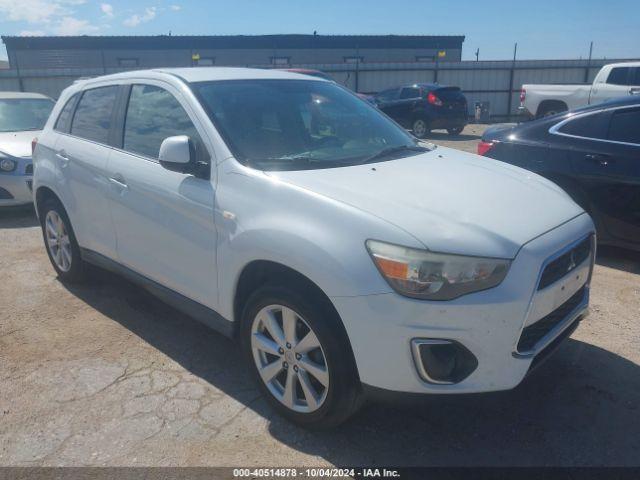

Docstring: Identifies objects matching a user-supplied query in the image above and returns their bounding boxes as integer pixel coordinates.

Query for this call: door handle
[585,153,613,166]
[55,151,70,167]
[630,87,640,95]
[109,174,128,189]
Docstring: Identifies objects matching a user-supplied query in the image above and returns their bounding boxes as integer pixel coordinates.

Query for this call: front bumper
[0,157,33,207]
[331,213,595,394]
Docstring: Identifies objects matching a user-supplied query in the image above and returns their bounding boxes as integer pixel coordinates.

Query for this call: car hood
[266,147,584,259]
[0,130,40,158]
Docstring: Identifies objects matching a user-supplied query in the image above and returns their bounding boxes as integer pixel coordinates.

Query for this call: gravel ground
[1,124,639,466]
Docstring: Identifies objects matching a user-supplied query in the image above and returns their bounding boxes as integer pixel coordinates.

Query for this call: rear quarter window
[54,93,79,133]
[557,111,609,140]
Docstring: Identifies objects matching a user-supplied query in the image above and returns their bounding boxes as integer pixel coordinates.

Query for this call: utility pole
[354,44,360,92]
[584,41,593,83]
[475,48,479,61]
[507,42,518,120]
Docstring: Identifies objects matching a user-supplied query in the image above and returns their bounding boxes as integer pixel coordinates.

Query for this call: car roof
[604,61,640,68]
[381,83,451,91]
[74,67,328,87]
[0,91,53,100]
[483,95,640,142]
[284,68,323,74]
[572,95,640,114]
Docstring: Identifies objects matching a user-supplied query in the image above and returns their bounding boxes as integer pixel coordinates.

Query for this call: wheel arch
[233,259,361,381]
[536,100,568,118]
[35,185,63,219]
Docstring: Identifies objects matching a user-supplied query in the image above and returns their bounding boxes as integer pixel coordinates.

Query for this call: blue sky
[1,0,638,62]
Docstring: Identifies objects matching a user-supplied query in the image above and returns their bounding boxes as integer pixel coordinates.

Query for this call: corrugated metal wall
[0,58,637,120]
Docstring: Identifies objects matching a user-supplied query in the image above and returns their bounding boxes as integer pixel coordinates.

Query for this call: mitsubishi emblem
[568,251,576,272]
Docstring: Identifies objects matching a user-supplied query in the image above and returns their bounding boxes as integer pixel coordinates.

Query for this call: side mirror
[159,135,195,174]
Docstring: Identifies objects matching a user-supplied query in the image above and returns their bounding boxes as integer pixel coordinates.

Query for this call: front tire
[411,118,429,139]
[40,198,86,283]
[447,126,464,135]
[241,284,361,428]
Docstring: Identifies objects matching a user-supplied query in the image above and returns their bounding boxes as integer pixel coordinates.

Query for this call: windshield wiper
[256,154,320,165]
[359,144,428,165]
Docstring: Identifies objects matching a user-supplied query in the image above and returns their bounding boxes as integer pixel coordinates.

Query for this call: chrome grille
[538,236,592,290]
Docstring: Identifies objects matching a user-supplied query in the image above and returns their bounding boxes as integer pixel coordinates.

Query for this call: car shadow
[60,268,640,466]
[0,205,39,229]
[596,245,640,275]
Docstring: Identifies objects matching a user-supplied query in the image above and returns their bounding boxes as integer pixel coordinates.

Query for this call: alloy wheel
[45,210,72,272]
[251,304,329,413]
[413,119,427,137]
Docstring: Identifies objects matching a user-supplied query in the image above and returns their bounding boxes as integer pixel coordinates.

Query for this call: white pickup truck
[520,61,640,118]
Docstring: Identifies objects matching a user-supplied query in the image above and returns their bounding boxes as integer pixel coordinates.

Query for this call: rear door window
[399,87,420,99]
[71,86,118,144]
[607,108,640,145]
[123,84,208,162]
[607,67,631,86]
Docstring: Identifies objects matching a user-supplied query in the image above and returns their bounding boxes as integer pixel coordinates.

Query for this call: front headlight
[366,240,511,300]
[0,156,17,172]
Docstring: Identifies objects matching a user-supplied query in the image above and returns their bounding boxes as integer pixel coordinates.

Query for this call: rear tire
[240,284,361,428]
[411,118,429,139]
[536,101,568,118]
[39,198,86,283]
[447,126,464,135]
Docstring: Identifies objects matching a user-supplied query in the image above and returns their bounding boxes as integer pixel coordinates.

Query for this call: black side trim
[111,84,131,149]
[81,248,234,338]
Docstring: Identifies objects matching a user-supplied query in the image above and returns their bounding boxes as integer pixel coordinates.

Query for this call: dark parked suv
[373,84,468,138]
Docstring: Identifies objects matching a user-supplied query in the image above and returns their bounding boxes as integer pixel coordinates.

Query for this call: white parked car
[0,92,54,206]
[520,61,640,118]
[33,68,595,427]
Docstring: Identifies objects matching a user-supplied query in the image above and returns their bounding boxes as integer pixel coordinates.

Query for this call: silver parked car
[0,92,54,207]
[33,68,594,428]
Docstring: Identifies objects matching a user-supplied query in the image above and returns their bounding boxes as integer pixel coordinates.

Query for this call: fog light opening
[411,339,478,385]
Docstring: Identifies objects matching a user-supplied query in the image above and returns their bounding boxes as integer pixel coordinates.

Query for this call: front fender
[214,159,422,321]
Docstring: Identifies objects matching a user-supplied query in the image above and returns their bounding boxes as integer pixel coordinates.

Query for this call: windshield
[193,79,430,170]
[0,98,54,133]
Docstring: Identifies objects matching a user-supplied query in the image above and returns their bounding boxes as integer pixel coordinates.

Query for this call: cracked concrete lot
[1,125,639,466]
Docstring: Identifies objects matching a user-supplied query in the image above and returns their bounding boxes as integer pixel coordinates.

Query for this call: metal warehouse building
[1,34,465,70]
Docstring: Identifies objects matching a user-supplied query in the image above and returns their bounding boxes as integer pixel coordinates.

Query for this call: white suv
[33,68,595,427]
